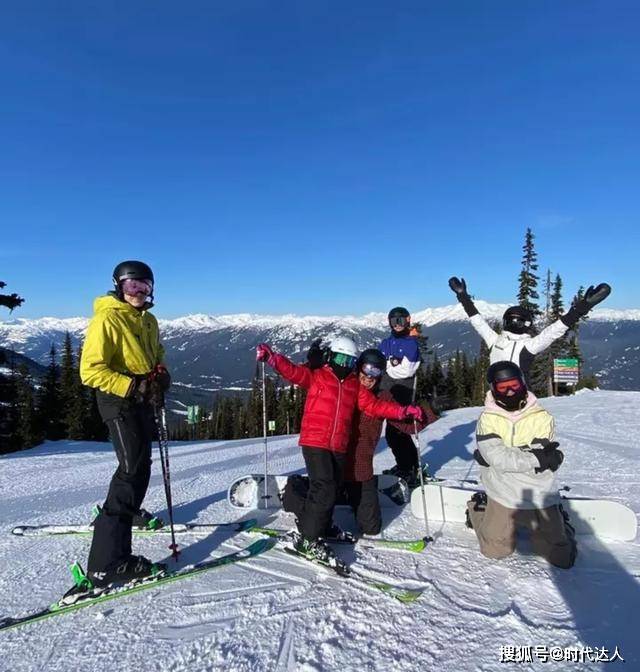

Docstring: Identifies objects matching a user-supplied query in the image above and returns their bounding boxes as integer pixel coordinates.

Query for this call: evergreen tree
[37,344,64,440]
[0,281,24,311]
[472,341,490,405]
[550,274,564,320]
[60,332,84,439]
[517,228,541,317]
[15,365,43,450]
[0,357,19,453]
[544,268,552,319]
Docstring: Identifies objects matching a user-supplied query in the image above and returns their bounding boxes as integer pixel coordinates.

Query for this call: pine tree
[0,281,24,311]
[15,365,43,450]
[472,341,490,405]
[0,356,20,453]
[517,228,541,317]
[37,344,64,440]
[59,332,84,439]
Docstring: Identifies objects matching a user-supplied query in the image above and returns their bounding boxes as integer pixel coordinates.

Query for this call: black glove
[152,365,171,392]
[130,370,167,408]
[448,276,467,295]
[561,283,611,328]
[531,438,560,451]
[448,276,479,318]
[473,449,490,467]
[307,339,328,370]
[531,447,564,473]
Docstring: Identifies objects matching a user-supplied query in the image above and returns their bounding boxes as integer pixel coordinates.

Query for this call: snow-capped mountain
[1,302,639,404]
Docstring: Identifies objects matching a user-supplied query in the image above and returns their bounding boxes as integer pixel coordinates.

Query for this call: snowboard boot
[132,509,164,531]
[87,555,167,588]
[466,492,488,529]
[382,465,404,477]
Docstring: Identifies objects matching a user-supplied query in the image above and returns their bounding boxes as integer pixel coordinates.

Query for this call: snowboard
[410,483,637,541]
[228,474,409,510]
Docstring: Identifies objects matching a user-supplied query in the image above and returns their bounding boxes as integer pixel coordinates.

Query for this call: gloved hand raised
[448,277,468,296]
[448,277,479,318]
[404,405,425,423]
[307,338,328,370]
[578,283,611,315]
[256,343,276,367]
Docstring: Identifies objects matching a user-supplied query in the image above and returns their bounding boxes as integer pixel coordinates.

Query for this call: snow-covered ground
[1,390,638,671]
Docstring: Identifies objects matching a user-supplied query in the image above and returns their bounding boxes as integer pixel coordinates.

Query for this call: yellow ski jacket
[80,294,165,398]
[475,391,559,509]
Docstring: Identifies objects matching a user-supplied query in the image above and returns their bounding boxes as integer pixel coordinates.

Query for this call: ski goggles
[331,352,357,369]
[360,362,383,378]
[121,278,153,296]
[505,315,531,329]
[389,315,409,328]
[494,378,525,395]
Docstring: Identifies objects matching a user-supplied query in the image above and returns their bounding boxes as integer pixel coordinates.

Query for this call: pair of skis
[11,520,428,553]
[2,520,429,632]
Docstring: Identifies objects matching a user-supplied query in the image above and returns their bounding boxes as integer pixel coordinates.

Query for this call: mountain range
[2,301,639,411]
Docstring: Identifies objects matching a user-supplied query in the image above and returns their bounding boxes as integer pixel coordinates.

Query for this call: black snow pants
[283,470,381,536]
[283,446,345,541]
[380,374,418,472]
[88,395,155,572]
[343,478,382,535]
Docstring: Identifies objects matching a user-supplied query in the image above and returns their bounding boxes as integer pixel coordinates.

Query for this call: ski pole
[261,361,270,507]
[411,376,432,541]
[154,404,180,560]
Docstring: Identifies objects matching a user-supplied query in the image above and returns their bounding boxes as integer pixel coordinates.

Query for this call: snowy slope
[1,390,638,671]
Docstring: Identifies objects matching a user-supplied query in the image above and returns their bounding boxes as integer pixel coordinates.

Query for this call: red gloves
[403,404,425,423]
[256,343,276,367]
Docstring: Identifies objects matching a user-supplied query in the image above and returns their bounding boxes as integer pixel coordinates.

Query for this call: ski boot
[87,555,167,588]
[323,524,356,544]
[132,508,164,531]
[294,535,337,564]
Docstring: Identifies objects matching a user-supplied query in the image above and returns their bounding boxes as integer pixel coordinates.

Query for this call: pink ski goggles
[121,278,153,296]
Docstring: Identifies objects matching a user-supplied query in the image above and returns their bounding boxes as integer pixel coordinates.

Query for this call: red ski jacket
[271,354,407,453]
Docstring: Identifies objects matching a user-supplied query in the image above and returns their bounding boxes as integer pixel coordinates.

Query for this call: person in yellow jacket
[467,361,576,569]
[80,260,171,586]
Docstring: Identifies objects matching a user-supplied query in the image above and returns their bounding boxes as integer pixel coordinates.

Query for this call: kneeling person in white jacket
[467,361,576,569]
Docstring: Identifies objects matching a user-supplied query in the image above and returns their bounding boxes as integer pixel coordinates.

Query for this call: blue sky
[1,1,638,319]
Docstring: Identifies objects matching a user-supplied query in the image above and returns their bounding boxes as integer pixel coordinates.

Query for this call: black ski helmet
[388,306,411,333]
[112,260,154,286]
[112,260,154,301]
[358,348,387,375]
[487,361,527,411]
[502,305,533,335]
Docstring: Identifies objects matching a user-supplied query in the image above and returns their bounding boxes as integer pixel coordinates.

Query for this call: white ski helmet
[329,336,358,358]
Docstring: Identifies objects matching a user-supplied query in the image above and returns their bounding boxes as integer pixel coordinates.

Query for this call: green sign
[553,358,579,384]
[268,420,276,432]
[187,405,201,425]
[554,358,579,368]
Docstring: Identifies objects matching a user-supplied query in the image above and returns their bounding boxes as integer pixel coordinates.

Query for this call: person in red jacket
[256,336,424,563]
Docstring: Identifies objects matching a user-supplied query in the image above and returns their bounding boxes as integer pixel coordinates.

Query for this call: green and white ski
[0,538,275,634]
[248,525,428,553]
[248,528,424,604]
[11,518,258,537]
